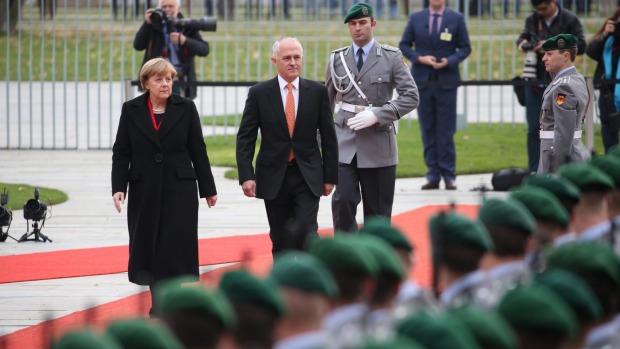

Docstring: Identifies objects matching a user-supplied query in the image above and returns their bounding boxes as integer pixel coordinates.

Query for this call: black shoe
[445,181,457,190]
[421,181,440,190]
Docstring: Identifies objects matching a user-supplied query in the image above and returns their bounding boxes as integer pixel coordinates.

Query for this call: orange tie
[285,83,295,162]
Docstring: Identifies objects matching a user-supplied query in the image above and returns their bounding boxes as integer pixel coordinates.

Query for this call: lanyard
[147,98,164,132]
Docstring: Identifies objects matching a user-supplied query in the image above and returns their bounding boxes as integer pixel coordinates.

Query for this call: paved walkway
[0,150,502,339]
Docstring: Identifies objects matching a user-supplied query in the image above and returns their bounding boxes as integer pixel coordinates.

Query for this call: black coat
[133,13,209,100]
[587,33,620,90]
[236,77,338,200]
[112,93,216,286]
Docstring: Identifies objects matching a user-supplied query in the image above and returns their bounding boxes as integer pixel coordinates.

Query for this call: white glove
[347,110,378,131]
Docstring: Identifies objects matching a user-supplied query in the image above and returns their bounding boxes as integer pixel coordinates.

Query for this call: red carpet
[0,204,478,349]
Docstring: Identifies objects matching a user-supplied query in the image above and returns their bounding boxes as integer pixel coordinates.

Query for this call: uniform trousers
[599,96,620,153]
[418,85,457,183]
[525,84,544,172]
[264,160,319,256]
[332,156,396,232]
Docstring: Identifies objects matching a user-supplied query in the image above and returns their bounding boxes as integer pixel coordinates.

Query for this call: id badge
[440,31,452,42]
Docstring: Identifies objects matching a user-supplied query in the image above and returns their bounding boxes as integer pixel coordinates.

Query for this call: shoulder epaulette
[332,46,349,53]
[381,44,399,52]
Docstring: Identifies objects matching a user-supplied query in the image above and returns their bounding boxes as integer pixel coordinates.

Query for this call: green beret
[478,198,536,235]
[270,251,339,298]
[609,145,620,159]
[218,269,286,316]
[558,163,614,193]
[106,319,184,349]
[429,211,493,250]
[354,234,406,279]
[307,234,379,276]
[52,329,122,349]
[546,242,620,288]
[397,311,479,349]
[155,278,236,330]
[344,2,373,23]
[449,307,518,349]
[523,174,581,204]
[510,186,570,227]
[497,284,577,336]
[535,269,603,321]
[360,216,413,252]
[590,155,620,188]
[542,33,578,51]
[355,336,425,349]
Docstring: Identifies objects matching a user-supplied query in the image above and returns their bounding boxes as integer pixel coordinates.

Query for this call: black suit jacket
[236,77,338,200]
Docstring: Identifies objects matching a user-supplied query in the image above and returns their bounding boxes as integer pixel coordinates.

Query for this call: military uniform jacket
[538,66,590,173]
[325,41,419,168]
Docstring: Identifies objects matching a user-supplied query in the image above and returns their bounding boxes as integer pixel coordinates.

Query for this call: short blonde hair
[140,58,177,91]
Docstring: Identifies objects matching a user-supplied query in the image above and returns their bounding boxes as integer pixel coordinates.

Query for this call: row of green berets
[51,146,620,349]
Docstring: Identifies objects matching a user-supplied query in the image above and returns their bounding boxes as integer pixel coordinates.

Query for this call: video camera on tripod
[150,8,217,33]
[19,188,52,243]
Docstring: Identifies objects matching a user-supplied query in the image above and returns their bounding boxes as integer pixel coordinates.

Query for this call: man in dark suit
[399,0,471,190]
[236,37,338,256]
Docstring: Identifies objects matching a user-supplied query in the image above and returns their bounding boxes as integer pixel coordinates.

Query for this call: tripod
[19,220,52,243]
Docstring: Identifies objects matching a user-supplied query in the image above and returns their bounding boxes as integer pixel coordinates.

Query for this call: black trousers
[264,160,320,256]
[332,156,397,232]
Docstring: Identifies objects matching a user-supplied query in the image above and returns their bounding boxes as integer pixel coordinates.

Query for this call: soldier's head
[271,37,304,84]
[344,3,376,47]
[478,198,536,260]
[542,34,578,72]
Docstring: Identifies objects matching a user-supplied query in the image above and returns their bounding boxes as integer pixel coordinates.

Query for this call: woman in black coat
[586,8,620,153]
[112,58,217,314]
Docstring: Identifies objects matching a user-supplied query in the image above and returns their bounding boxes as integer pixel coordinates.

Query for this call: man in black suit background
[236,37,339,256]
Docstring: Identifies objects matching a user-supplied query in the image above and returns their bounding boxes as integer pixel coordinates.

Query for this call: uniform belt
[539,130,582,139]
[340,102,370,113]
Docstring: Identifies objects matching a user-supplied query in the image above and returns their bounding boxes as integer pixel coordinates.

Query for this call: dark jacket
[112,93,216,286]
[133,13,209,100]
[586,33,620,90]
[516,7,586,83]
[236,77,338,200]
[399,8,471,89]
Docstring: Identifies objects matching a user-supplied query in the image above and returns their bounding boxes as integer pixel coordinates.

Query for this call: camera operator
[134,0,209,100]
[516,0,585,172]
[586,8,620,153]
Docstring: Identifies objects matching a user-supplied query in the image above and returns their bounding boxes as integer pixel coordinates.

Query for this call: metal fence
[1,0,612,149]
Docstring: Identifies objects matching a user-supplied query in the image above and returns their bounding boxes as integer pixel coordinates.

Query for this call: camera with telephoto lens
[150,8,217,32]
[23,188,47,222]
[176,17,217,32]
[522,32,540,79]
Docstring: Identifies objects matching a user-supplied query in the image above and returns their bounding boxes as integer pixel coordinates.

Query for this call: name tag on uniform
[440,29,452,42]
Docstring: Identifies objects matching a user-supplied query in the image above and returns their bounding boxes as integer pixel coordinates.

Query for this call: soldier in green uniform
[538,33,590,174]
[325,3,419,232]
[270,251,339,349]
[477,198,537,307]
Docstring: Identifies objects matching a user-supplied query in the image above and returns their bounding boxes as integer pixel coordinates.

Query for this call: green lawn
[209,121,606,180]
[0,11,606,82]
[0,183,68,211]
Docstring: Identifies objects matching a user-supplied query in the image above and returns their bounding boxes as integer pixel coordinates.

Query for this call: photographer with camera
[134,0,211,100]
[586,8,620,154]
[516,0,585,172]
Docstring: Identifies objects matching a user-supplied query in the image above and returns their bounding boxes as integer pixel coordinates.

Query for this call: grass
[0,7,607,82]
[0,183,69,211]
[208,121,606,180]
